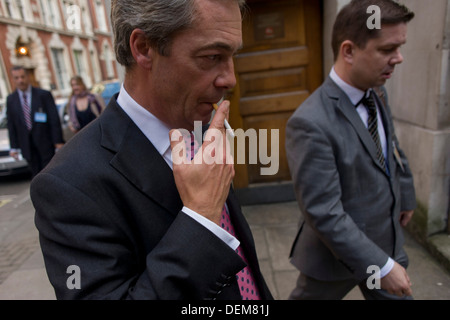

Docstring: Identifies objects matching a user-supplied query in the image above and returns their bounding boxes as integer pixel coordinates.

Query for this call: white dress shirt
[330,68,388,161]
[116,85,240,251]
[18,85,32,108]
[329,68,394,278]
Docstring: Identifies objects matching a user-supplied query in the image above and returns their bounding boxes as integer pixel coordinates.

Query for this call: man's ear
[340,40,355,65]
[130,29,153,70]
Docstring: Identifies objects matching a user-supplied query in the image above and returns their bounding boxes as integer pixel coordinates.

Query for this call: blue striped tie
[362,91,386,171]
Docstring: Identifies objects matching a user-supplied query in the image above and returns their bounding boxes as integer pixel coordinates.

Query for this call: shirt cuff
[182,206,240,251]
[380,257,395,278]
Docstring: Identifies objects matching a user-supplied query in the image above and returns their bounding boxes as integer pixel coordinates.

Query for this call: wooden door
[26,68,40,88]
[230,0,323,189]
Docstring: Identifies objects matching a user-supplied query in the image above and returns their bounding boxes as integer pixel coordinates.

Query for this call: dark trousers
[28,142,54,178]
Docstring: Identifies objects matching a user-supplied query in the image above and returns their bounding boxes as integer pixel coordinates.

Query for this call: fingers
[381,262,413,297]
[169,129,190,165]
[168,126,233,225]
[209,100,230,132]
[400,210,414,227]
[9,151,19,161]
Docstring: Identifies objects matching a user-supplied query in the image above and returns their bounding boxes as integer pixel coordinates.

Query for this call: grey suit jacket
[286,77,416,281]
[31,97,272,300]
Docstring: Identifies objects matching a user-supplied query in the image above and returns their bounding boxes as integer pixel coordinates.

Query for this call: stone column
[386,0,450,239]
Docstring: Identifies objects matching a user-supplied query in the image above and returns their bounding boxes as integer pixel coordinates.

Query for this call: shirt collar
[18,85,32,97]
[330,67,367,106]
[116,84,171,157]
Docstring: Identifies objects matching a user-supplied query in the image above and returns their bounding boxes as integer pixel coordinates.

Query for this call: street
[0,173,450,300]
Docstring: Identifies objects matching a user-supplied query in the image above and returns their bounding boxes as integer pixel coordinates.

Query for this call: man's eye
[381,47,396,53]
[206,55,220,61]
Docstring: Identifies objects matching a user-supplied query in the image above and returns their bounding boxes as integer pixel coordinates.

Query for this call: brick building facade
[0,0,117,106]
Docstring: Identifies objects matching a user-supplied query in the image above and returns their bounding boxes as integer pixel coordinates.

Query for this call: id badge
[34,112,47,123]
[392,141,405,173]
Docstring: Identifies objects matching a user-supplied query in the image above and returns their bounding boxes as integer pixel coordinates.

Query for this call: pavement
[0,178,450,300]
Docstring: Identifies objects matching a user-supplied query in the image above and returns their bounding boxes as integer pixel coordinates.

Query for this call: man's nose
[215,59,237,90]
[391,49,404,65]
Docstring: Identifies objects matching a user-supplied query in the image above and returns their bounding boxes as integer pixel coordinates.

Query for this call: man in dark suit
[31,0,272,300]
[286,0,416,300]
[7,66,64,177]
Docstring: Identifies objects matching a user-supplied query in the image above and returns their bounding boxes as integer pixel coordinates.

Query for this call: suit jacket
[6,87,64,163]
[285,77,416,281]
[31,97,273,300]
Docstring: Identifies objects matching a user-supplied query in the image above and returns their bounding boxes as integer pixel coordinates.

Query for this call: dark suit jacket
[6,87,64,164]
[31,97,272,300]
[286,77,416,281]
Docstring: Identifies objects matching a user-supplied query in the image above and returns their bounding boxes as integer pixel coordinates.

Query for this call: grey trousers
[289,250,413,300]
[288,272,414,300]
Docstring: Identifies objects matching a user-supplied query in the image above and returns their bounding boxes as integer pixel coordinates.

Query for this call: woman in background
[68,76,104,133]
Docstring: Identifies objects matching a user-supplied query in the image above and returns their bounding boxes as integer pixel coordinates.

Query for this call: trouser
[28,143,54,178]
[288,272,413,300]
[289,250,413,300]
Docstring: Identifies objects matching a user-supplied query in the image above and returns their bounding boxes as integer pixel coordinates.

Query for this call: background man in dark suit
[286,0,416,300]
[31,0,272,300]
[7,66,64,177]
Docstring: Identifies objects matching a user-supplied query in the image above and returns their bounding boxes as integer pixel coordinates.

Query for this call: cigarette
[213,103,235,138]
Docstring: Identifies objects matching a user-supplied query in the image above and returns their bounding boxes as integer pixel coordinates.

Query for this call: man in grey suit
[286,0,416,300]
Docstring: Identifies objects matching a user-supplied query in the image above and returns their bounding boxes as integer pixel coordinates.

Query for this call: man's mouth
[382,70,394,79]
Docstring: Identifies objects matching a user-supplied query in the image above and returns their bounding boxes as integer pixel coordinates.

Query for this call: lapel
[226,188,268,295]
[226,189,255,255]
[373,90,396,177]
[325,77,392,176]
[100,100,182,216]
[30,87,39,113]
[12,90,26,127]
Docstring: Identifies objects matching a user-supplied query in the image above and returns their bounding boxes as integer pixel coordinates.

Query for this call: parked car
[91,80,120,106]
[0,114,30,176]
[55,97,74,142]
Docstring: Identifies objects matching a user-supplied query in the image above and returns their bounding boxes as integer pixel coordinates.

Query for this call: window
[0,55,10,109]
[15,0,25,20]
[4,0,13,17]
[73,49,83,75]
[89,45,101,84]
[102,41,114,79]
[51,48,69,91]
[72,48,91,87]
[80,0,92,35]
[95,0,107,32]
[3,0,20,19]
[45,0,61,28]
[38,0,47,24]
[63,0,81,32]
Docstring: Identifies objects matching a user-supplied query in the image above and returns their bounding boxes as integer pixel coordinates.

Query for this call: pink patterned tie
[187,133,260,300]
[22,92,32,131]
[220,205,260,300]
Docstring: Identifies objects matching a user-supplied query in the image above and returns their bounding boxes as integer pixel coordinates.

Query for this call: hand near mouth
[169,100,235,226]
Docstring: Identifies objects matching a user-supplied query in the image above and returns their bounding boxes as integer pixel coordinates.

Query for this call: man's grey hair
[111,0,246,69]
